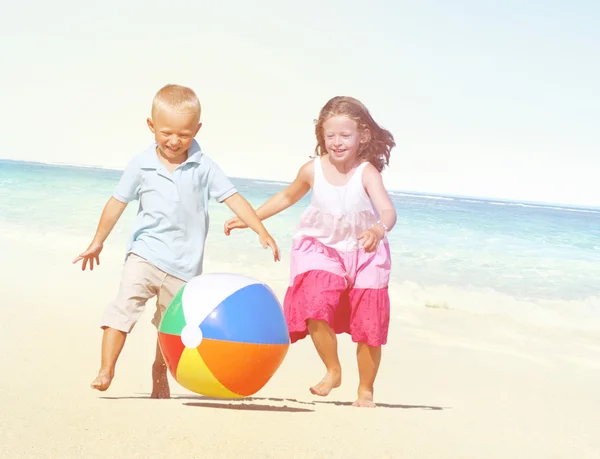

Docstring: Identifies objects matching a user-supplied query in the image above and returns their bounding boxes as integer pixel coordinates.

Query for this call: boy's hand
[260,232,281,262]
[224,216,280,261]
[73,241,104,271]
[358,227,384,253]
[224,217,248,235]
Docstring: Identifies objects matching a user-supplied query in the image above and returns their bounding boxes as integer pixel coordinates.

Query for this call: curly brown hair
[313,96,395,172]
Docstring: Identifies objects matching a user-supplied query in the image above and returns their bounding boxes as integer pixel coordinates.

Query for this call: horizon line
[1,157,598,211]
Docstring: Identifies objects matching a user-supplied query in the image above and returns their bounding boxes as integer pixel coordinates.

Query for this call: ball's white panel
[181,324,203,348]
[181,273,261,331]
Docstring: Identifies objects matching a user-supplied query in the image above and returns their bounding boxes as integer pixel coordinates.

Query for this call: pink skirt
[283,237,391,347]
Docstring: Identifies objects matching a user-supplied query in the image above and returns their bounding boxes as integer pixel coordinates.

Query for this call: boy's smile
[147,106,202,164]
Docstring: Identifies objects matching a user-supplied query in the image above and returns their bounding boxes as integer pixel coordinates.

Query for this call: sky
[1,0,599,206]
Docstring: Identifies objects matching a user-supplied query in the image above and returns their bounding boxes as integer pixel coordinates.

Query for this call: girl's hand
[358,226,384,252]
[224,216,249,235]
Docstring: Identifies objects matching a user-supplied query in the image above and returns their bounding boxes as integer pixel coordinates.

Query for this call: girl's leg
[307,319,342,396]
[348,245,390,408]
[353,343,381,408]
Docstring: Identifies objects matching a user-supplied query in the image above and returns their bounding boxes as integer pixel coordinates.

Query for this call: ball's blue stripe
[199,283,290,345]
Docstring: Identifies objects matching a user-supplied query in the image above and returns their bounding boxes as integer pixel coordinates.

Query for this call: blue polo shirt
[113,140,238,281]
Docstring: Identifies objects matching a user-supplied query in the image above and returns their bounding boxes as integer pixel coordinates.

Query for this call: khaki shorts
[101,253,186,333]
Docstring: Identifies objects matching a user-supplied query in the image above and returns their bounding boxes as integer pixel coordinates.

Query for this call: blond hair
[151,84,201,122]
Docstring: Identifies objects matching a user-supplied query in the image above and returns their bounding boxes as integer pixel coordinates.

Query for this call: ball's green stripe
[159,284,187,335]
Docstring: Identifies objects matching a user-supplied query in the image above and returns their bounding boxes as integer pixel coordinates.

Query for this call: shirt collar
[139,139,204,169]
[185,139,203,164]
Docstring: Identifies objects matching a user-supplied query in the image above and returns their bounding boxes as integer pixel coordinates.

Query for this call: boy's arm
[73,197,128,270]
[223,193,281,261]
[223,193,270,237]
[90,197,129,246]
[74,155,141,270]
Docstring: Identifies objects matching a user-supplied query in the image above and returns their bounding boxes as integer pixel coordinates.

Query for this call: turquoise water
[1,159,599,329]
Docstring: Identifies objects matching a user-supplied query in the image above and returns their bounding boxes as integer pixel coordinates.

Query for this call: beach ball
[158,273,290,399]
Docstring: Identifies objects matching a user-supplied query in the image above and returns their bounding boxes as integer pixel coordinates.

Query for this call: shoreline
[1,223,599,334]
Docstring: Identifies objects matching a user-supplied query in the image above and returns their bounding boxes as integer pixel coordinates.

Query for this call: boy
[73,84,280,398]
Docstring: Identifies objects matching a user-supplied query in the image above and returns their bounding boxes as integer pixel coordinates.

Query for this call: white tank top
[293,157,380,252]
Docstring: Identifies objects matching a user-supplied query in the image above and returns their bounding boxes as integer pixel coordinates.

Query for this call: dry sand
[1,240,599,459]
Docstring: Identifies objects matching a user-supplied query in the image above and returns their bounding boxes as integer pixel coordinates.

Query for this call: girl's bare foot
[352,387,376,408]
[150,364,170,399]
[309,369,341,396]
[90,370,113,391]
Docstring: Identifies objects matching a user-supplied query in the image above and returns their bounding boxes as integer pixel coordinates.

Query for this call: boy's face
[147,106,202,161]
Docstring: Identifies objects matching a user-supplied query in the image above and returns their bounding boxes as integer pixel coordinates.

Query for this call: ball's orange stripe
[199,339,289,396]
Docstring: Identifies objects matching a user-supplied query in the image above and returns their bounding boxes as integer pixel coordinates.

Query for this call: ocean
[1,159,599,331]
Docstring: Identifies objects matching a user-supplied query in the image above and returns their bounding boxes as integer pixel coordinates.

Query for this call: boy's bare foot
[150,365,170,399]
[352,388,376,408]
[90,370,113,391]
[309,370,341,397]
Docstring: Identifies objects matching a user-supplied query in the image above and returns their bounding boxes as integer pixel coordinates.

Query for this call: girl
[224,96,396,408]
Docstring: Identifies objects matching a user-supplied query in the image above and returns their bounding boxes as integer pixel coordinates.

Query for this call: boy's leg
[91,328,127,391]
[150,274,185,399]
[150,338,168,399]
[92,254,158,391]
[354,343,381,408]
[307,319,342,396]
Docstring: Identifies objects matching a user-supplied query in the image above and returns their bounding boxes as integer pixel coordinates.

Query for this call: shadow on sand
[99,393,447,411]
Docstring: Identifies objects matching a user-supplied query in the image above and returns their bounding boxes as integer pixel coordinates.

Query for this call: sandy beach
[0,232,599,459]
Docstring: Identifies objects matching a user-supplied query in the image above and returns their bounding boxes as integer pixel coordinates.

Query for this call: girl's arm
[362,164,397,239]
[224,161,312,234]
[255,161,313,220]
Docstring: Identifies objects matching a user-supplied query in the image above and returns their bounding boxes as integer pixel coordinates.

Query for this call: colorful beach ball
[158,273,290,399]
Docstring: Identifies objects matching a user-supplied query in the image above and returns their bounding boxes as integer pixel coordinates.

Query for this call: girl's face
[322,115,369,165]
